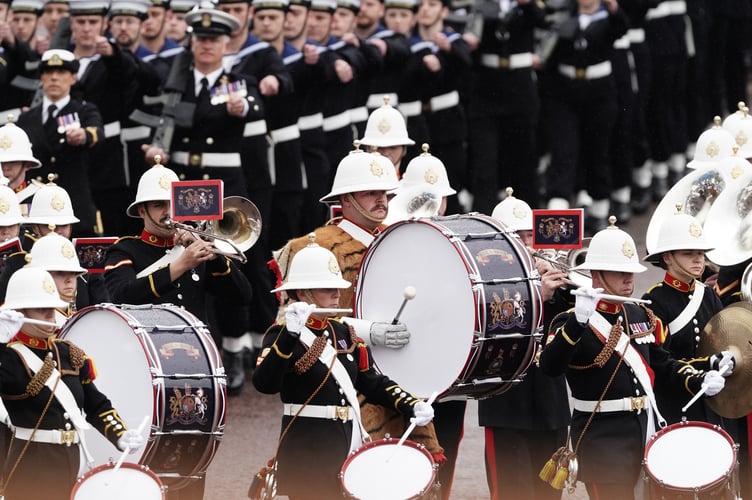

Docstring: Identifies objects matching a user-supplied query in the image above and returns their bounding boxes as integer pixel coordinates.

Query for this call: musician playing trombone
[539,217,732,499]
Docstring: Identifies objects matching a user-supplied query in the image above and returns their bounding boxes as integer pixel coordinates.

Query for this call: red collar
[596,300,622,314]
[664,273,694,292]
[14,181,27,194]
[12,330,53,349]
[140,229,175,248]
[305,317,329,330]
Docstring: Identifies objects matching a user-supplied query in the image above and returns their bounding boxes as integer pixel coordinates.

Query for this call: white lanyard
[667,282,705,335]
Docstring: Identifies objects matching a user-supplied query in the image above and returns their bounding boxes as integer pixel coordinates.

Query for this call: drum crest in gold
[698,303,752,418]
[169,384,209,425]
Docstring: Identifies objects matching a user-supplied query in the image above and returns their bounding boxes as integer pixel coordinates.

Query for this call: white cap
[0,120,41,169]
[573,217,647,273]
[491,187,533,232]
[644,210,713,263]
[400,143,456,197]
[271,235,351,292]
[360,96,414,148]
[319,144,399,205]
[1,267,68,310]
[28,232,86,274]
[26,184,80,225]
[0,185,26,226]
[127,158,180,217]
[687,116,736,168]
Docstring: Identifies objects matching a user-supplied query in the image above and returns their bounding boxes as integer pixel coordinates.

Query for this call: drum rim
[643,420,736,491]
[71,462,165,499]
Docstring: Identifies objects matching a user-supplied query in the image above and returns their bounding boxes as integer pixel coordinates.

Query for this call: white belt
[171,151,241,168]
[628,28,646,44]
[399,100,422,117]
[270,124,301,143]
[322,110,351,132]
[613,34,630,49]
[14,427,80,445]
[282,403,353,421]
[0,108,21,122]
[243,119,268,137]
[103,121,121,138]
[120,125,152,142]
[400,90,460,117]
[480,52,534,70]
[349,106,369,123]
[367,93,398,109]
[572,396,648,413]
[298,112,324,131]
[558,60,612,80]
[646,0,686,20]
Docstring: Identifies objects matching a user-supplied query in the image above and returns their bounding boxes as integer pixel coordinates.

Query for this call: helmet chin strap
[592,270,619,298]
[345,193,385,225]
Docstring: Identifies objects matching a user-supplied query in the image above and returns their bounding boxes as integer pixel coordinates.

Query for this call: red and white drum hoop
[340,438,437,499]
[70,462,164,500]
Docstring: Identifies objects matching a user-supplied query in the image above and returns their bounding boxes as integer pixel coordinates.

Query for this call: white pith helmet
[400,143,456,197]
[721,108,752,159]
[1,267,68,310]
[25,177,80,225]
[127,156,180,217]
[572,216,647,273]
[270,234,352,292]
[0,118,42,169]
[644,207,713,263]
[0,184,26,226]
[359,96,415,148]
[687,116,736,169]
[27,232,86,274]
[721,101,749,132]
[319,142,399,205]
[491,187,533,232]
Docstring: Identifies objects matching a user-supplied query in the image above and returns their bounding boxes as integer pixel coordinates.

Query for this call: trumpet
[531,239,592,288]
[165,196,262,264]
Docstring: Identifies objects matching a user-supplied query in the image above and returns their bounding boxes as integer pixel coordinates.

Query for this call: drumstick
[681,363,732,413]
[391,286,417,325]
[113,415,150,472]
[283,307,353,315]
[386,391,439,463]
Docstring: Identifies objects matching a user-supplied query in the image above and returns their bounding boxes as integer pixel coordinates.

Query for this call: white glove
[411,401,434,427]
[703,370,726,397]
[117,429,144,453]
[284,302,317,335]
[574,287,604,324]
[370,322,410,348]
[710,351,735,377]
[0,310,25,343]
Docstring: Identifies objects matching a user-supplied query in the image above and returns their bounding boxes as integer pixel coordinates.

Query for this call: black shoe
[611,201,631,225]
[652,177,669,202]
[223,350,245,396]
[630,186,651,214]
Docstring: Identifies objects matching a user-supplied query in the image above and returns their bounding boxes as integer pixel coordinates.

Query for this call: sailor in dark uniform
[16,48,103,238]
[0,267,143,500]
[539,217,731,499]
[254,237,435,499]
[465,0,545,215]
[0,119,43,207]
[3,0,45,114]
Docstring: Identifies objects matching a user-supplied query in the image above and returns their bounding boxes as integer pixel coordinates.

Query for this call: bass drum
[59,304,226,490]
[356,214,541,400]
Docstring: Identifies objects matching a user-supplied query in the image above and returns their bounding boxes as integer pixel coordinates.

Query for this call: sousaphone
[703,168,752,266]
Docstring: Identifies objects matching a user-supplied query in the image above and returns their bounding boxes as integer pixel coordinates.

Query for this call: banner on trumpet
[171,179,224,221]
[532,209,584,250]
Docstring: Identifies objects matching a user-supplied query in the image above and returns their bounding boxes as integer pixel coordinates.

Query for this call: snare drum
[59,304,226,490]
[71,462,165,500]
[356,214,541,399]
[340,438,438,500]
[643,421,738,498]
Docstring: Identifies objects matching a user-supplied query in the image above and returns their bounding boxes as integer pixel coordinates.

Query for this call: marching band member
[103,160,251,500]
[359,96,415,176]
[481,190,571,500]
[253,237,435,499]
[539,217,731,499]
[0,183,24,244]
[0,119,43,205]
[641,210,731,425]
[0,267,143,500]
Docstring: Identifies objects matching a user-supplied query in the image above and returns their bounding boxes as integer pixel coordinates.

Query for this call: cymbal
[698,304,752,418]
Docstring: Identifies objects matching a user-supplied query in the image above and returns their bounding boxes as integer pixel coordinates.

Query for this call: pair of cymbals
[697,302,752,418]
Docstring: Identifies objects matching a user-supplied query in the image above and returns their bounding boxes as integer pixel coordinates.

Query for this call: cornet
[165,196,262,264]
[531,238,592,288]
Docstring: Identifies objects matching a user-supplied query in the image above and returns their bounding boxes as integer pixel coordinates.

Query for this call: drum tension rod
[475,277,536,284]
[456,232,501,240]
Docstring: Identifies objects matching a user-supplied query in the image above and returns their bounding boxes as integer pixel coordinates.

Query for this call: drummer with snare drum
[539,217,732,498]
[0,267,143,500]
[253,236,435,499]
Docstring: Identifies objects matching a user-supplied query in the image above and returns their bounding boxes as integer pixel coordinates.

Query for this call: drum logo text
[160,342,201,359]
[475,248,514,265]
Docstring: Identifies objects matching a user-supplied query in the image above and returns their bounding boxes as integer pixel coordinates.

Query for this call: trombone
[165,196,262,264]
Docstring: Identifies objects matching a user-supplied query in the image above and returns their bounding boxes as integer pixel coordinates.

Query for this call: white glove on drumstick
[0,310,25,343]
[284,302,317,336]
[573,287,604,325]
